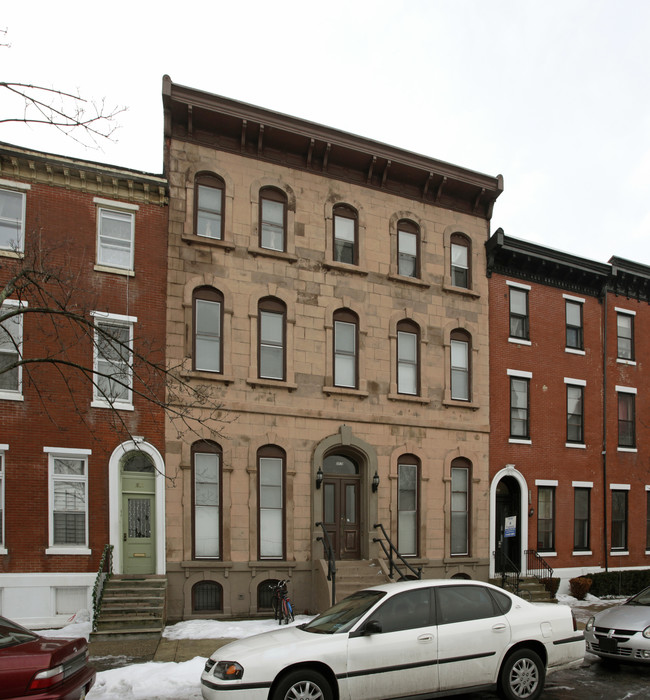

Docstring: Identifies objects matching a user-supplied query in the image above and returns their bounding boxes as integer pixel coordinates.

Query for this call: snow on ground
[162,614,313,640]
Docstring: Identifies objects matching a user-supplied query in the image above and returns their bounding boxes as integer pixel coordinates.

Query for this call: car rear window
[0,617,38,648]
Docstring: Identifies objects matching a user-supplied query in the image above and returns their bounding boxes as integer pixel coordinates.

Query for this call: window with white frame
[46,450,90,550]
[398,458,418,556]
[0,300,24,399]
[508,284,530,340]
[565,297,584,350]
[450,330,471,401]
[333,310,358,388]
[259,188,287,252]
[91,312,136,409]
[0,447,5,550]
[258,447,284,559]
[397,321,419,395]
[451,460,470,555]
[611,487,629,551]
[617,387,636,448]
[573,486,590,551]
[194,287,222,373]
[566,379,585,444]
[537,484,555,552]
[0,183,28,253]
[508,370,531,439]
[259,298,286,381]
[397,220,419,278]
[193,442,221,559]
[450,234,471,289]
[95,199,137,271]
[616,310,634,361]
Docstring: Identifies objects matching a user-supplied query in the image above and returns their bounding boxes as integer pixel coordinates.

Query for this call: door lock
[123,532,127,542]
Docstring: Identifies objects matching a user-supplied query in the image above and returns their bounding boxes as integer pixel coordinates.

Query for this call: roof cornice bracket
[366,156,376,183]
[323,143,331,171]
[435,176,447,202]
[422,171,434,198]
[241,119,247,150]
[473,188,485,213]
[306,138,314,167]
[187,105,193,136]
[257,124,265,155]
[63,168,70,188]
[381,160,391,187]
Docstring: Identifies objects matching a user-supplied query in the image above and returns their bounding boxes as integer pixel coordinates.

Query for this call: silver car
[585,586,650,663]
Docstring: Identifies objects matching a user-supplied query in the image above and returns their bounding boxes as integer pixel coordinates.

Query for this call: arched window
[397,320,420,396]
[450,233,471,289]
[450,329,471,401]
[397,220,420,278]
[333,204,358,264]
[398,454,420,556]
[192,440,222,559]
[451,458,471,556]
[258,445,285,559]
[258,297,286,381]
[333,309,359,389]
[257,579,279,610]
[193,287,223,373]
[192,580,223,612]
[259,187,287,252]
[195,173,225,240]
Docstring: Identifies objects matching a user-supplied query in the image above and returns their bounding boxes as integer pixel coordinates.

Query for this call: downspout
[601,282,608,573]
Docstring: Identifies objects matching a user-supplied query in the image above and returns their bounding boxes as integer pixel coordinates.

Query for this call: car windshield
[0,617,39,649]
[626,587,650,606]
[303,590,385,634]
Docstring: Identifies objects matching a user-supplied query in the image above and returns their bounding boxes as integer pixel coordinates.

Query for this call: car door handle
[417,634,434,642]
[492,623,507,632]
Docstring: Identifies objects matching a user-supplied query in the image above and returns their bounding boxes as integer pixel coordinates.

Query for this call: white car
[201,579,584,700]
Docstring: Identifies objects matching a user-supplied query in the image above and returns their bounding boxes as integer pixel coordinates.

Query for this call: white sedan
[201,579,584,700]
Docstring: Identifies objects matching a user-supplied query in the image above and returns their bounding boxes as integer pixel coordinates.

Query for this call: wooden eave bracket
[306,138,315,167]
[381,160,391,187]
[323,143,331,171]
[257,124,265,155]
[367,156,376,183]
[435,176,447,202]
[187,105,193,136]
[241,119,248,150]
[422,172,434,198]
[473,188,485,213]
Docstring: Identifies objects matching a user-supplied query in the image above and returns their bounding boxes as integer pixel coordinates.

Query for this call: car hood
[595,605,650,630]
[209,625,328,660]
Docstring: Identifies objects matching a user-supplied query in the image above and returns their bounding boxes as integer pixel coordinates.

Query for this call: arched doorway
[120,450,156,575]
[494,475,522,573]
[321,453,361,559]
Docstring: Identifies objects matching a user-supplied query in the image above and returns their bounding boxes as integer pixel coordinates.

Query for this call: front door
[495,476,521,573]
[121,451,156,575]
[323,476,360,559]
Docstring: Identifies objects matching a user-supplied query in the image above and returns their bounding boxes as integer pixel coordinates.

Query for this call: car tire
[497,648,545,700]
[273,669,333,700]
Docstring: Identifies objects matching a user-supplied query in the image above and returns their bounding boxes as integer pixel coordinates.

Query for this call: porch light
[372,471,380,493]
[316,466,324,489]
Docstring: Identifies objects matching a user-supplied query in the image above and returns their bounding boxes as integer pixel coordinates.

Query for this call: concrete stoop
[333,559,392,602]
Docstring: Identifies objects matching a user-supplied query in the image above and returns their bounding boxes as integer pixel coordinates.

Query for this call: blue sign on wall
[504,516,517,538]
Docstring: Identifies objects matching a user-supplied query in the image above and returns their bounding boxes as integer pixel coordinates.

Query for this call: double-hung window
[573,485,591,551]
[537,483,555,552]
[508,283,530,340]
[451,461,470,555]
[334,310,358,388]
[646,488,650,552]
[508,370,531,439]
[259,298,285,381]
[0,183,28,253]
[0,300,24,400]
[397,321,419,395]
[0,448,5,551]
[566,379,585,444]
[92,311,136,410]
[565,297,584,350]
[195,174,224,240]
[398,458,418,556]
[95,199,137,271]
[617,387,636,449]
[397,220,419,278]
[194,287,223,373]
[259,188,287,252]
[616,310,634,361]
[450,234,470,289]
[193,442,221,559]
[258,447,285,559]
[611,487,629,551]
[46,448,91,553]
[333,205,358,264]
[450,330,471,401]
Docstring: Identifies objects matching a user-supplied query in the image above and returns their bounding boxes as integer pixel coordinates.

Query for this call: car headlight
[643,626,650,640]
[585,616,595,631]
[214,661,244,680]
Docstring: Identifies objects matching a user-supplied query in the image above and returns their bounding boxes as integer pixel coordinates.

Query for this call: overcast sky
[3,1,650,266]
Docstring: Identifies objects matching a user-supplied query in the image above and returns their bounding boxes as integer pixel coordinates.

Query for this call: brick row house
[487,230,650,588]
[0,144,168,626]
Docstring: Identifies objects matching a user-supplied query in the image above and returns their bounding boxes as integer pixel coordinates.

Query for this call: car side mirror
[363,619,382,635]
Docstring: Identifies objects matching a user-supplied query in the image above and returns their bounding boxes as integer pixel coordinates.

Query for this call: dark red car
[0,616,95,699]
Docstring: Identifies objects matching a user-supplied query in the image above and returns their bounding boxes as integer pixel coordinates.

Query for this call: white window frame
[450,464,469,556]
[91,311,137,411]
[565,377,586,447]
[45,447,91,555]
[259,456,284,559]
[194,451,220,559]
[0,445,6,554]
[615,308,636,365]
[0,180,30,254]
[450,337,470,401]
[0,299,26,401]
[334,320,357,388]
[398,462,418,556]
[94,198,138,272]
[397,330,418,395]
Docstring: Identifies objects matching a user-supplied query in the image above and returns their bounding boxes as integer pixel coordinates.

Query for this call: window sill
[181,560,227,568]
[322,261,368,276]
[566,443,586,449]
[572,550,592,556]
[387,273,431,289]
[509,438,532,445]
[0,547,7,555]
[181,370,234,384]
[247,377,298,391]
[508,337,531,346]
[388,393,430,405]
[565,347,586,356]
[442,282,480,299]
[247,246,297,263]
[442,398,480,411]
[93,264,134,276]
[323,385,369,399]
[610,550,629,556]
[91,400,134,412]
[181,233,235,251]
[617,358,636,366]
[46,547,92,556]
[537,551,557,557]
[0,392,24,402]
[0,249,24,259]
[443,556,480,564]
[617,447,638,453]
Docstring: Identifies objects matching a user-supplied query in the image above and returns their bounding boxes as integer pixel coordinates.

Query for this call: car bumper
[4,666,95,700]
[201,674,269,699]
[585,633,650,663]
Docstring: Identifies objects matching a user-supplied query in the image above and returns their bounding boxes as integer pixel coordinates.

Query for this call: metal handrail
[493,549,521,595]
[525,549,554,581]
[315,522,336,606]
[373,523,422,581]
[92,544,114,631]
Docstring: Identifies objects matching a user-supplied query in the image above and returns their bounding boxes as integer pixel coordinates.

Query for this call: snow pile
[163,615,313,640]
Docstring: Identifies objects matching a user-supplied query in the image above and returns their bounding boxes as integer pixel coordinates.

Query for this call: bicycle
[269,579,295,625]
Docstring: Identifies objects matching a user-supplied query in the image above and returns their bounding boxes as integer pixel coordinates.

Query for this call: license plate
[600,637,618,654]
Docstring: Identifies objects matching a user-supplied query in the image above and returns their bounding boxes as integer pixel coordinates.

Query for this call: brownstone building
[487,230,650,590]
[162,77,503,619]
[0,143,168,626]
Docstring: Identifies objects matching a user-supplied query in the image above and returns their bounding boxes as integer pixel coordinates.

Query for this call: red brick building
[0,143,168,626]
[487,229,650,590]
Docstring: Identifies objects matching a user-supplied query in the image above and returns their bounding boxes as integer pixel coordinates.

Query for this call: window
[437,585,498,625]
[0,300,23,398]
[451,461,470,556]
[333,205,358,264]
[509,286,529,340]
[616,311,634,361]
[397,321,419,395]
[259,187,287,252]
[373,588,433,633]
[192,581,222,612]
[0,450,4,549]
[334,309,358,388]
[647,490,650,551]
[195,173,224,240]
[0,185,26,252]
[258,298,286,380]
[397,220,419,278]
[96,202,136,270]
[193,442,221,559]
[257,579,279,610]
[194,287,223,373]
[510,376,530,439]
[611,489,628,551]
[450,234,470,289]
[565,300,583,350]
[450,330,471,401]
[92,312,135,409]
[537,486,555,551]
[566,383,584,444]
[574,488,590,551]
[258,446,284,559]
[398,457,418,556]
[48,453,89,549]
[617,390,636,448]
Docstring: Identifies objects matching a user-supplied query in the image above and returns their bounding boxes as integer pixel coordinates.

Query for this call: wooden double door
[322,475,360,559]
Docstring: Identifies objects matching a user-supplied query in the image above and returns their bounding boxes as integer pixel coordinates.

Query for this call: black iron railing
[92,544,113,632]
[315,522,337,606]
[493,549,521,595]
[525,549,554,581]
[373,523,422,581]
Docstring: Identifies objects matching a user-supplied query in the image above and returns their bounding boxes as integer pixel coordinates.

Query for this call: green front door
[121,452,156,575]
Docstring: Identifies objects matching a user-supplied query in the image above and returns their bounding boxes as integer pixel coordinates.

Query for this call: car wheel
[273,669,333,700]
[498,648,545,700]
